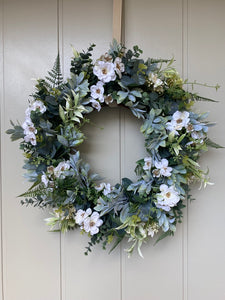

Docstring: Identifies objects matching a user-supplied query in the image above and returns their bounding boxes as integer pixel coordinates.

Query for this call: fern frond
[18,185,48,198]
[45,54,64,89]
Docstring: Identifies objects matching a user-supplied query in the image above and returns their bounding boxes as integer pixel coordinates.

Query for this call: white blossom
[25,107,32,117]
[154,158,172,177]
[104,94,113,105]
[95,182,105,192]
[156,184,180,211]
[54,161,70,178]
[22,121,37,136]
[90,81,104,102]
[191,131,204,141]
[30,100,47,114]
[148,73,163,89]
[90,99,101,112]
[75,208,92,227]
[114,57,125,78]
[147,224,159,237]
[95,182,112,195]
[103,183,112,195]
[83,211,103,235]
[166,110,190,134]
[99,53,113,62]
[143,157,152,171]
[41,173,49,187]
[24,132,37,146]
[93,61,116,83]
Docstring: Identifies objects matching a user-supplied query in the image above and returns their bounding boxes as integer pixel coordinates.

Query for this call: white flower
[47,165,55,175]
[148,73,163,89]
[99,53,113,62]
[90,99,101,112]
[25,107,32,117]
[95,182,105,192]
[173,111,190,128]
[103,183,112,195]
[104,94,113,105]
[93,61,116,83]
[156,184,180,211]
[147,224,159,238]
[83,211,103,235]
[95,182,112,195]
[166,110,190,134]
[191,131,204,140]
[22,120,37,136]
[24,132,37,145]
[114,57,125,78]
[143,157,152,171]
[30,100,47,113]
[154,158,173,177]
[54,161,70,178]
[75,208,92,226]
[90,81,104,102]
[41,173,49,187]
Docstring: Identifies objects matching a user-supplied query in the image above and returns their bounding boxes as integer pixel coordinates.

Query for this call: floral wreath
[7,40,221,257]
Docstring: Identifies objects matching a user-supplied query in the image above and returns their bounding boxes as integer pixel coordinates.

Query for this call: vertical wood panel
[2,0,61,299]
[188,1,225,299]
[60,1,121,300]
[122,1,183,299]
[0,0,4,298]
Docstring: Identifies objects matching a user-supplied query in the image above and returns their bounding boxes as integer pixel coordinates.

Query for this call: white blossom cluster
[143,156,179,211]
[22,100,46,145]
[75,208,103,235]
[90,54,125,111]
[41,161,71,188]
[166,110,208,145]
[95,182,112,195]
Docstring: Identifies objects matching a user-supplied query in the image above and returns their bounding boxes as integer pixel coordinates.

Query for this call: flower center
[166,192,171,198]
[102,68,107,75]
[176,118,183,124]
[96,88,101,94]
[187,123,193,131]
[90,221,95,227]
[153,169,160,176]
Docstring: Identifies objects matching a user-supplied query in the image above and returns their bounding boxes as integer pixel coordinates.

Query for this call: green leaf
[154,230,173,245]
[59,105,65,122]
[117,91,128,104]
[57,135,68,146]
[205,138,224,149]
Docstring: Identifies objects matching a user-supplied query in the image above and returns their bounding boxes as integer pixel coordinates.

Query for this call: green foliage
[6,121,24,141]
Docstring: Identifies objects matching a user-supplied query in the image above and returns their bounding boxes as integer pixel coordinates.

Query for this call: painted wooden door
[1,0,225,299]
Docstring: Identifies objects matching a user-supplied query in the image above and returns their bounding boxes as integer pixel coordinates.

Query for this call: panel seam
[57,0,64,299]
[182,0,189,299]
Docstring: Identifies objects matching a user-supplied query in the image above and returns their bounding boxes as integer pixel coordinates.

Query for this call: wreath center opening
[78,106,146,185]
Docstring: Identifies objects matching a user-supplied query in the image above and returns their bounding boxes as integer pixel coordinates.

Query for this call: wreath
[7,40,221,257]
